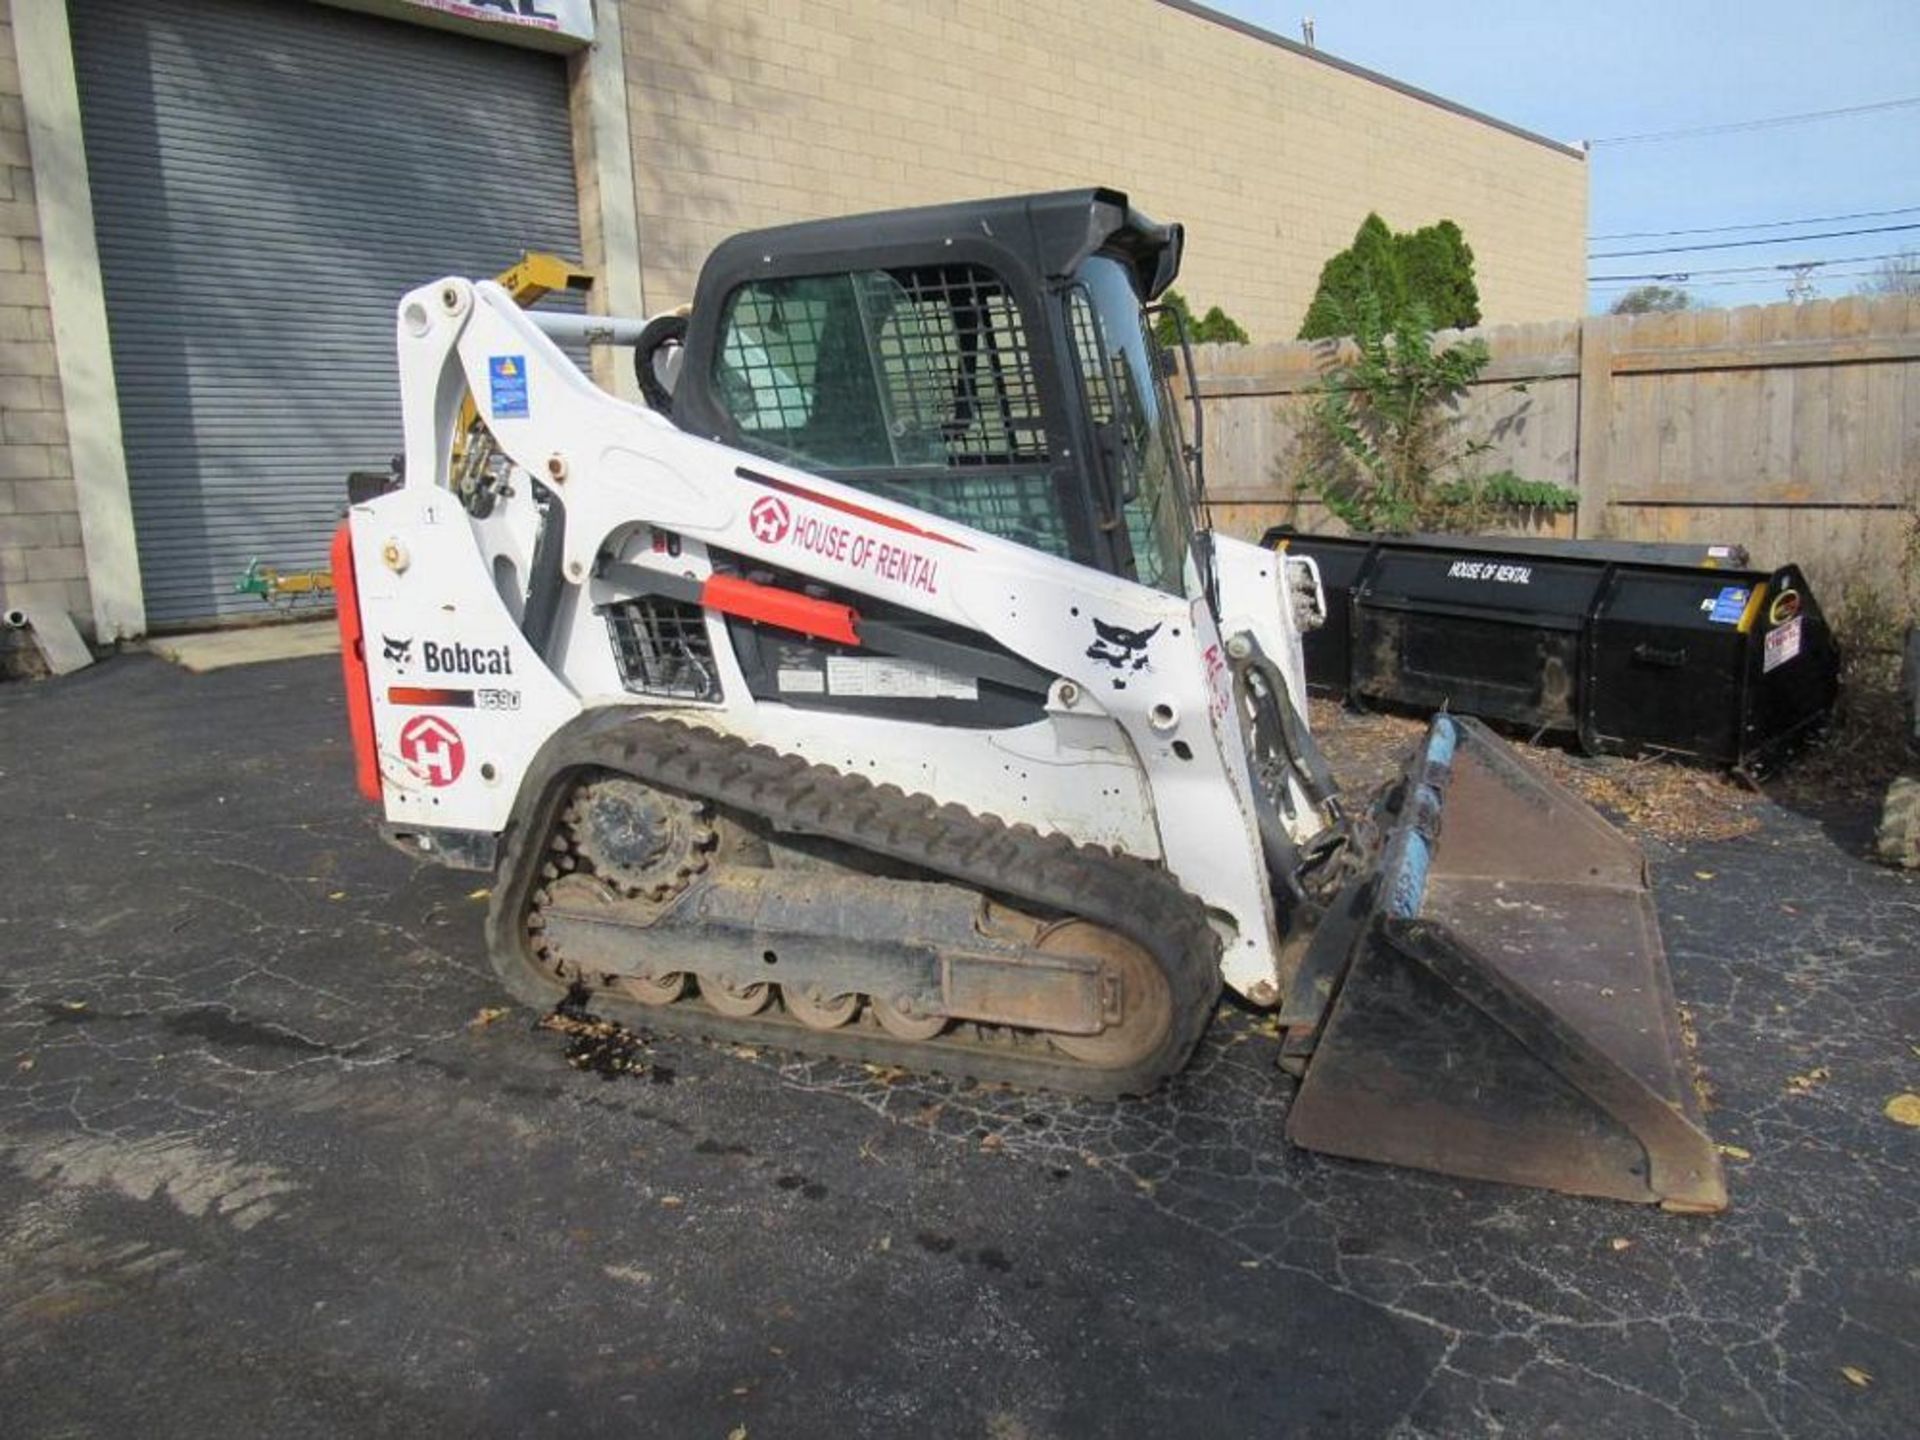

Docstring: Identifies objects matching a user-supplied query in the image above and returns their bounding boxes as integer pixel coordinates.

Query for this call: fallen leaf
[726,1045,761,1061]
[1717,1143,1753,1161]
[1239,1259,1261,1269]
[877,1234,891,1252]
[731,1385,750,1397]
[327,891,347,901]
[978,1133,1004,1154]
[660,1195,684,1208]
[728,1428,749,1440]
[470,1007,509,1028]
[16,1057,33,1072]
[1840,1365,1872,1387]
[468,887,491,900]
[1693,870,1715,881]
[1786,1067,1831,1095]
[1609,1237,1633,1252]
[861,1063,911,1084]
[1884,1093,1920,1127]
[60,1001,87,1013]
[769,1346,786,1357]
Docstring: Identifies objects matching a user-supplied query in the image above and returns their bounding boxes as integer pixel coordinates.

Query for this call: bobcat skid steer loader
[333,189,1725,1210]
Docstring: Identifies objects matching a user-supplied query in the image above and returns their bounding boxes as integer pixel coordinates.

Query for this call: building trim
[17,0,145,640]
[1156,0,1587,160]
[568,0,646,401]
[312,0,592,54]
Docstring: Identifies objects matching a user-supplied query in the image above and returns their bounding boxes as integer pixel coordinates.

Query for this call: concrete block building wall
[0,3,85,670]
[618,0,1589,336]
[0,0,1587,659]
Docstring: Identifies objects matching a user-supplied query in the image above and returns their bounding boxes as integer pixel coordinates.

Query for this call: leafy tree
[1152,288,1250,346]
[1609,283,1693,315]
[1298,214,1480,339]
[1292,294,1574,533]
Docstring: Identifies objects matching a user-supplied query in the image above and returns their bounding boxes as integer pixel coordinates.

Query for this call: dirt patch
[537,985,663,1081]
[1308,698,1764,845]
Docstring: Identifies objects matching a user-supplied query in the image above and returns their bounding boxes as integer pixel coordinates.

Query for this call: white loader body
[350,278,1328,1000]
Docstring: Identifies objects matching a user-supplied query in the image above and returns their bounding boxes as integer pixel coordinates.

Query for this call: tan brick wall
[619,0,1587,336]
[0,3,85,668]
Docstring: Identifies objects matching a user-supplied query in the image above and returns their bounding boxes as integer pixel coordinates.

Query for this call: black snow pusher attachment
[1284,716,1728,1212]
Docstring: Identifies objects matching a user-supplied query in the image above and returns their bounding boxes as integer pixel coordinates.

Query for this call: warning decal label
[825,656,977,700]
[1763,615,1803,673]
[489,355,529,419]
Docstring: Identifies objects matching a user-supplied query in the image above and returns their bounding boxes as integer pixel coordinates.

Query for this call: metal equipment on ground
[233,558,336,611]
[1267,528,1839,771]
[333,190,1725,1210]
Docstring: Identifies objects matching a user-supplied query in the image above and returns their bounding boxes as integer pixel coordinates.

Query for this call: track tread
[486,716,1222,1098]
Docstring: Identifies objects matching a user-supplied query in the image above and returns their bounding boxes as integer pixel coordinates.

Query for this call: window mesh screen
[713,264,1069,556]
[603,597,721,702]
[859,266,1047,466]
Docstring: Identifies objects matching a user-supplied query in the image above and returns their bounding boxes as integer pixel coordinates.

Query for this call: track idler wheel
[615,971,689,1006]
[871,995,948,1041]
[784,986,860,1030]
[701,975,774,1018]
[1040,920,1174,1069]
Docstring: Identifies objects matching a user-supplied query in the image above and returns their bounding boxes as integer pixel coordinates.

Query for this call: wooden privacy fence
[1185,295,1920,596]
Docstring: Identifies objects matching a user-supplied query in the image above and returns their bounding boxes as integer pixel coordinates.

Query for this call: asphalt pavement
[1,654,1914,1439]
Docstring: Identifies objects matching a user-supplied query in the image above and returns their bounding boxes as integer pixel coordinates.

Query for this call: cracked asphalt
[2,654,1915,1439]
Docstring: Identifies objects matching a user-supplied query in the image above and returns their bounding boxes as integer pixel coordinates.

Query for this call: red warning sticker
[398,713,466,786]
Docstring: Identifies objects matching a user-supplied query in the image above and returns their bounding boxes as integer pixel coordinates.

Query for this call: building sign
[320,0,594,51]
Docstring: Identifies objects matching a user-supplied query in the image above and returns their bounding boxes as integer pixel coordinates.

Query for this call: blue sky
[1217,0,1920,311]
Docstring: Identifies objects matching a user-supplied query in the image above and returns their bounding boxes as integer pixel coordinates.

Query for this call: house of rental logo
[746,491,943,595]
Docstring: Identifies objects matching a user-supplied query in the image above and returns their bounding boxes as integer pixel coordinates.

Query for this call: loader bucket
[1285,716,1728,1212]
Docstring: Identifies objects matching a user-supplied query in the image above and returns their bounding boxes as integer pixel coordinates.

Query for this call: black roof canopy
[694,186,1184,302]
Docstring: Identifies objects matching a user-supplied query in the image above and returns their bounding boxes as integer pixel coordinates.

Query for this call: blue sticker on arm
[1707,586,1749,624]
[489,355,529,418]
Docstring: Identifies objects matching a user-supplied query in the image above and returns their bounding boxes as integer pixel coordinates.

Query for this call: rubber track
[486,716,1223,1098]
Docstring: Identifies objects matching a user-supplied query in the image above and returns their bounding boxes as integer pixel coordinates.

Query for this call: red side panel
[700,574,862,647]
[330,524,382,801]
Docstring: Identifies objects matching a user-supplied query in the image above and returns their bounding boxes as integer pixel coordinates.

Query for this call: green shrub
[1293,293,1574,533]
[1299,214,1480,340]
[1153,289,1250,346]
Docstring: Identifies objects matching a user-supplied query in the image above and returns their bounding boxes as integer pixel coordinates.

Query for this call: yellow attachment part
[454,252,597,464]
[493,251,595,308]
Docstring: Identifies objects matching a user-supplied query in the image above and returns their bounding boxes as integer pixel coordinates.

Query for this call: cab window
[712,265,1076,557]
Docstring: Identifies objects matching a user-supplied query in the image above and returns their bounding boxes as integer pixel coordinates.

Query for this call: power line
[1591,204,1920,241]
[1590,250,1913,283]
[1588,266,1890,291]
[1587,95,1920,146]
[1590,222,1920,259]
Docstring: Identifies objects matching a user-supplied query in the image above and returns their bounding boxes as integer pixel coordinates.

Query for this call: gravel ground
[1,655,1914,1439]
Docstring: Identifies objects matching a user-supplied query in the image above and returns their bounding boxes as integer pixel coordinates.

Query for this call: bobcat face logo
[1086,619,1160,672]
[383,635,412,667]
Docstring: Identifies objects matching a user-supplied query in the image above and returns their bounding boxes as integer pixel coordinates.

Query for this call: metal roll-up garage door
[72,0,586,627]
